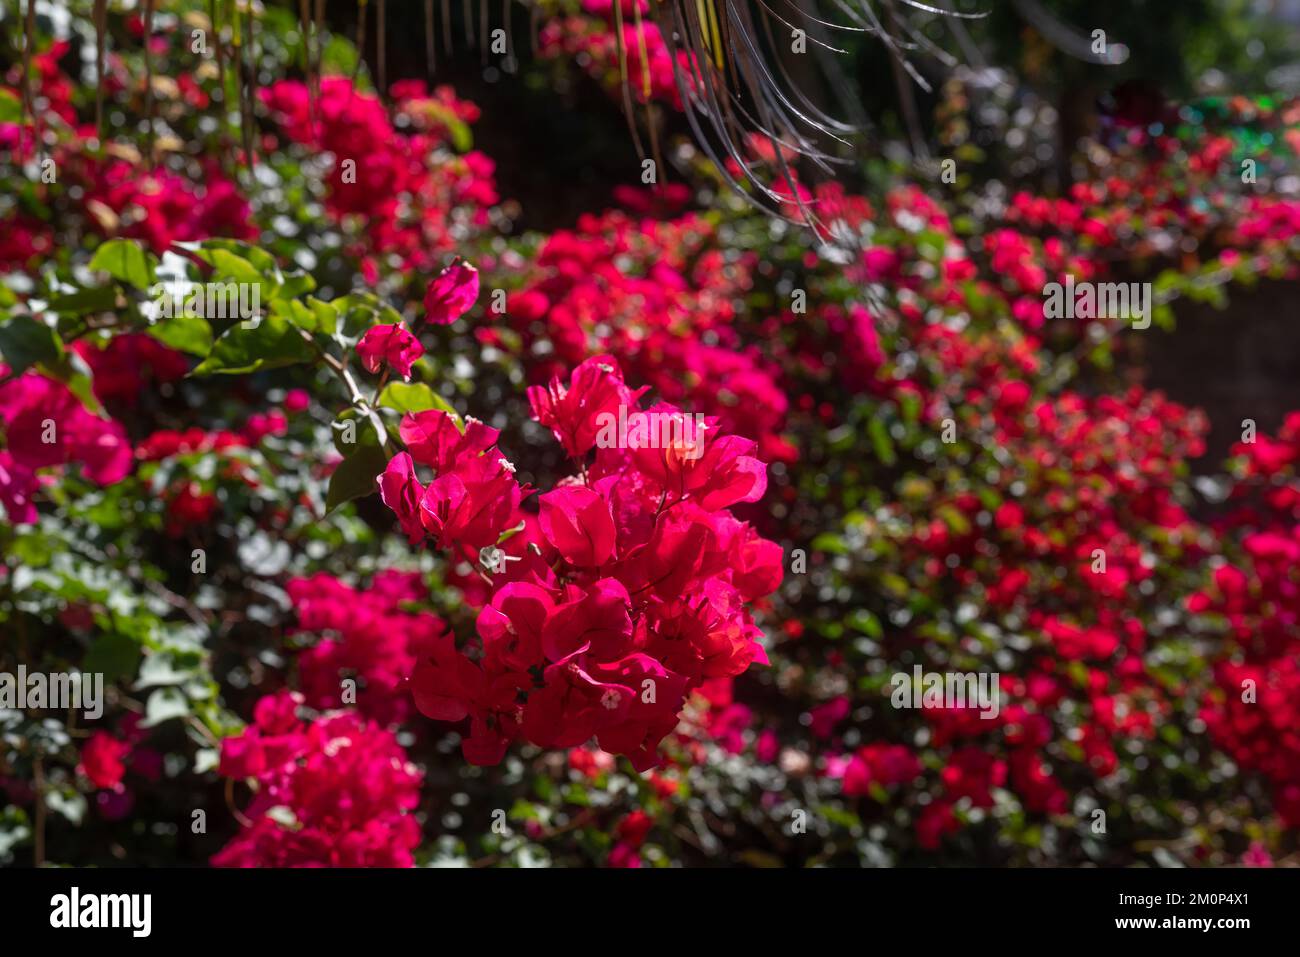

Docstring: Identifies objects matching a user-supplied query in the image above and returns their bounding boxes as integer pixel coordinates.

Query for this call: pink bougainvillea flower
[1242,842,1274,867]
[398,409,498,473]
[410,640,483,723]
[288,571,447,726]
[521,656,634,750]
[71,334,188,407]
[730,527,785,602]
[476,581,556,672]
[916,799,961,850]
[538,485,618,567]
[590,653,691,772]
[540,578,634,662]
[212,691,423,867]
[79,732,129,790]
[418,453,525,551]
[377,358,779,770]
[217,730,267,781]
[356,323,424,380]
[424,261,480,325]
[378,452,426,544]
[0,453,38,524]
[625,404,767,509]
[527,355,645,459]
[0,370,131,522]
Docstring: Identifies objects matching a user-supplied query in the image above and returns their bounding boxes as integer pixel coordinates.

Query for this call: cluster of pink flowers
[539,0,689,108]
[10,9,1300,866]
[130,393,308,536]
[0,42,254,271]
[287,571,450,727]
[505,211,794,463]
[1199,552,1300,826]
[823,384,1206,843]
[1232,197,1300,248]
[378,355,780,770]
[353,261,480,378]
[1195,416,1300,826]
[69,152,256,254]
[213,691,423,867]
[133,396,301,463]
[77,716,164,821]
[0,369,132,523]
[991,112,1300,337]
[260,78,498,279]
[1204,651,1300,827]
[72,333,189,406]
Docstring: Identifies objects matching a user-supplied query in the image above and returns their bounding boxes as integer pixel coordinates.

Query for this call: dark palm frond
[638,0,990,230]
[302,0,984,230]
[1011,0,1129,65]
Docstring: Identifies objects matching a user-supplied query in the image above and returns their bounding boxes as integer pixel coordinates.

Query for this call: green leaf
[0,315,62,374]
[335,292,404,339]
[46,285,119,317]
[848,609,883,638]
[275,296,336,335]
[320,32,359,76]
[868,417,897,467]
[0,88,20,124]
[37,350,102,414]
[446,118,472,152]
[45,789,87,826]
[202,248,263,285]
[331,409,381,455]
[84,633,143,684]
[305,297,339,333]
[142,687,190,728]
[377,381,457,416]
[6,530,55,567]
[183,243,281,306]
[89,239,158,290]
[184,239,278,275]
[276,271,317,301]
[193,314,315,375]
[426,104,473,152]
[811,532,846,554]
[149,314,213,356]
[325,442,389,512]
[937,503,971,536]
[900,390,921,426]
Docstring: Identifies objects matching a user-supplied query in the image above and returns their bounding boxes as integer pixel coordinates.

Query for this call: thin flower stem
[300,330,394,453]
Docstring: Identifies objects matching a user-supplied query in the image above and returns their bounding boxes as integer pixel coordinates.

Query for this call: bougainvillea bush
[2,1,1299,868]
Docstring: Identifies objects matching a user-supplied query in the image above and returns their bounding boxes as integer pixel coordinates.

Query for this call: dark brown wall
[1133,279,1300,467]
